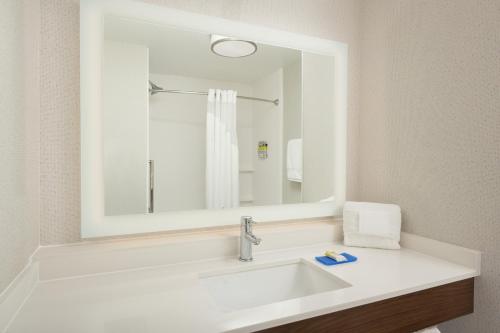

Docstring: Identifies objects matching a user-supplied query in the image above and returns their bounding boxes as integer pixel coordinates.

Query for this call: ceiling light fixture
[210,34,257,58]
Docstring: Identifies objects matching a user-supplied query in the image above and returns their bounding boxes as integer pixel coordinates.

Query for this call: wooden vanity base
[259,278,474,333]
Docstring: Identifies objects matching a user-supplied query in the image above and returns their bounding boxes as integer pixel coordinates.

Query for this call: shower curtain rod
[149,81,279,106]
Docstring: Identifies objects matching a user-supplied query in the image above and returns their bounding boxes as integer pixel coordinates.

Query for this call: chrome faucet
[239,216,261,261]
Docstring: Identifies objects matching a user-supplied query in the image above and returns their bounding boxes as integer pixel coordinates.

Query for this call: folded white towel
[414,326,440,333]
[287,138,302,182]
[343,201,401,250]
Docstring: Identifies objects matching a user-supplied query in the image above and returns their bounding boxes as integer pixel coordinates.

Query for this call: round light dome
[210,35,257,58]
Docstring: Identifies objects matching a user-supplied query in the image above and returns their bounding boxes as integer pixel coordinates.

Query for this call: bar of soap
[325,250,347,262]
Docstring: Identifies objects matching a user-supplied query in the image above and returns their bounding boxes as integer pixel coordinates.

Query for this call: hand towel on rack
[287,138,302,182]
[343,201,401,249]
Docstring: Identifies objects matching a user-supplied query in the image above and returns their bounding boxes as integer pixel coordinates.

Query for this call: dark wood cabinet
[259,278,474,333]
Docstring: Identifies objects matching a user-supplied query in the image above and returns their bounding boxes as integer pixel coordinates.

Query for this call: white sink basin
[200,259,351,311]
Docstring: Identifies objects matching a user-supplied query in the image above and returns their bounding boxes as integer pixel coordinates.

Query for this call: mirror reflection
[102,16,335,215]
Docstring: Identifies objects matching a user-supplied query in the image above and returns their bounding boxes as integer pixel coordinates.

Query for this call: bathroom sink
[200,259,350,311]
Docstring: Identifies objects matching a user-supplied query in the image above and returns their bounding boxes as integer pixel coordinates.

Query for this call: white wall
[302,52,336,202]
[252,69,284,206]
[282,60,302,204]
[102,41,149,215]
[0,0,40,293]
[149,73,254,211]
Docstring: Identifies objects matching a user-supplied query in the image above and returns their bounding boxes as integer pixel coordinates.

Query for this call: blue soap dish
[315,252,357,266]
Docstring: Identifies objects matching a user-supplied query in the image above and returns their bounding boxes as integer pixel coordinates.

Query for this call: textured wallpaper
[358,1,500,332]
[39,0,81,245]
[39,0,362,245]
[0,0,40,293]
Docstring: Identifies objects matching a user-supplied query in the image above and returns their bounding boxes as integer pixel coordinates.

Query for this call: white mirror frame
[81,0,347,238]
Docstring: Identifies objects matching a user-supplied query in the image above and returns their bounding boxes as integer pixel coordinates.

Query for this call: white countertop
[6,241,478,333]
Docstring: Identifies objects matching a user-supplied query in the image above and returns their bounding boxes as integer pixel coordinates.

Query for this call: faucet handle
[241,216,256,225]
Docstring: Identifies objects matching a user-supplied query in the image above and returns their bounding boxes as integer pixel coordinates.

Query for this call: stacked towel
[343,201,401,250]
[287,139,302,182]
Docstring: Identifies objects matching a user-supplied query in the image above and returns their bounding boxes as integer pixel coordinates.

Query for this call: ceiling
[104,15,301,84]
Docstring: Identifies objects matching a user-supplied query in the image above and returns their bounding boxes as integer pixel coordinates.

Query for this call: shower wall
[251,69,284,206]
[302,52,336,202]
[148,73,254,211]
[102,41,149,215]
[282,60,302,204]
[149,70,284,211]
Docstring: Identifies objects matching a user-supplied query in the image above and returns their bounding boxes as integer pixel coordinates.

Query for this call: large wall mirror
[81,0,347,237]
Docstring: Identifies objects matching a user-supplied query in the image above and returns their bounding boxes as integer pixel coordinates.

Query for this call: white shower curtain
[206,89,239,209]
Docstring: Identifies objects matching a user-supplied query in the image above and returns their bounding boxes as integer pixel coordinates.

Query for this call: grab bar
[148,160,154,213]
